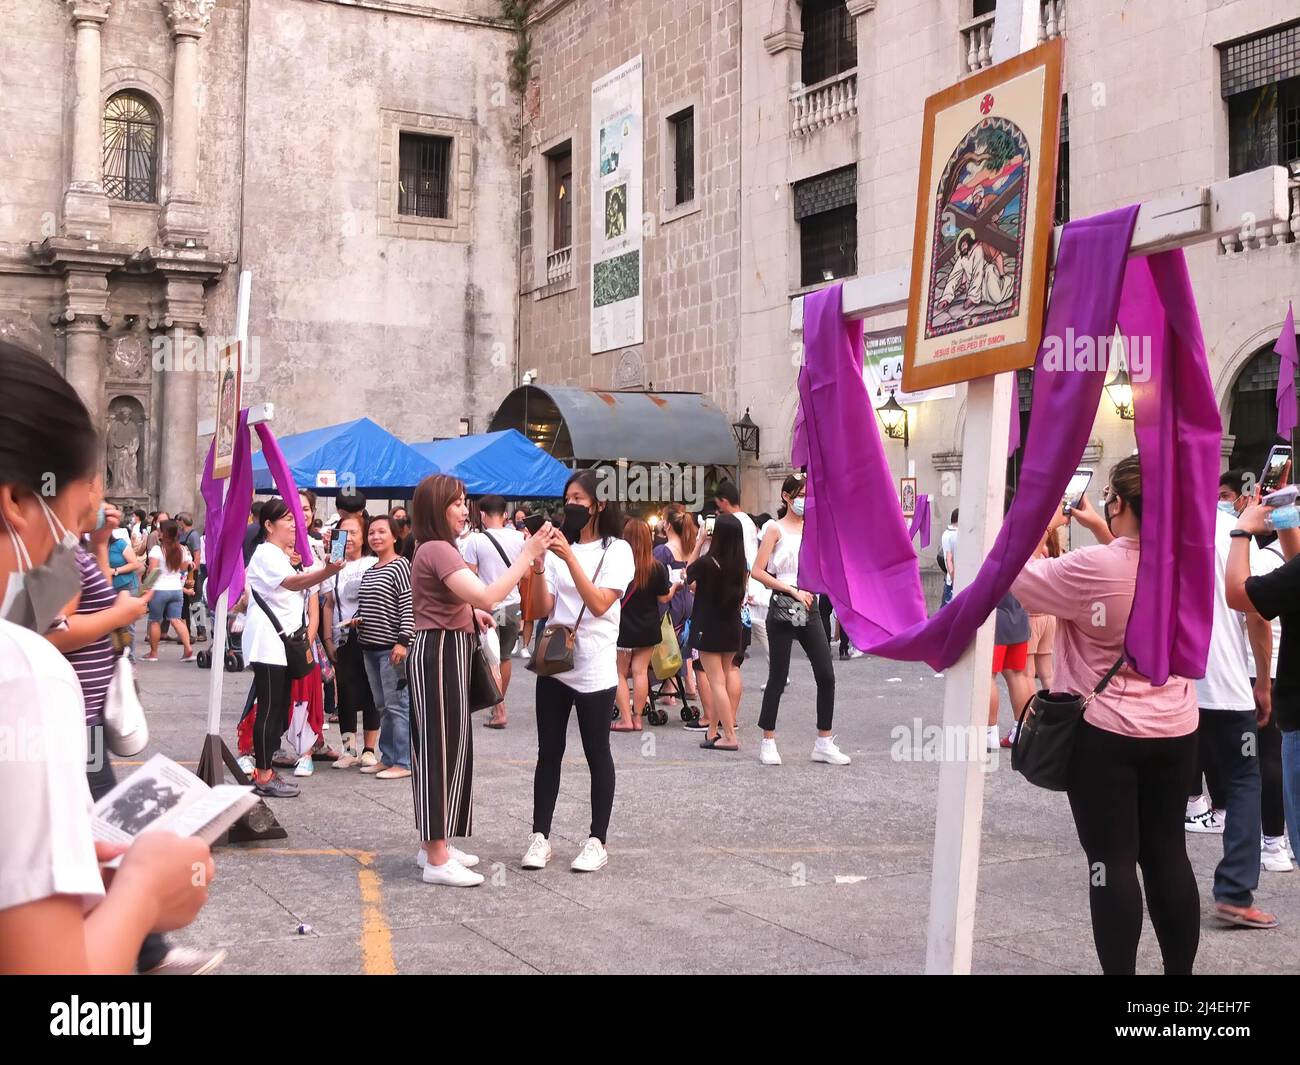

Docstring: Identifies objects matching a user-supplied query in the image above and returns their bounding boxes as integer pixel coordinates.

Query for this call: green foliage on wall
[501,0,535,94]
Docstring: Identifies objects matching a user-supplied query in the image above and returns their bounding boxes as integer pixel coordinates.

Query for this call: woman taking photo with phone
[686,512,748,751]
[612,517,673,732]
[143,519,195,662]
[654,503,705,716]
[356,515,413,779]
[323,512,379,769]
[0,339,215,973]
[244,498,342,799]
[521,470,634,874]
[752,475,848,767]
[406,475,553,887]
[1012,457,1200,975]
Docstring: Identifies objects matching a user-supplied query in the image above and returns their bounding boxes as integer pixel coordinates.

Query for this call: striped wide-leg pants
[408,628,474,841]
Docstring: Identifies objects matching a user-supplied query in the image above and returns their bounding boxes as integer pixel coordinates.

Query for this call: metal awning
[488,386,739,467]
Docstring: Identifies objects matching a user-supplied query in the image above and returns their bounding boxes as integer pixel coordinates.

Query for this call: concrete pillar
[155,274,208,513]
[159,0,215,246]
[54,269,112,428]
[62,0,114,240]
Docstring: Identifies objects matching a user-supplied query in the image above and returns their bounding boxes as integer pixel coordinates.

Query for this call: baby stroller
[195,605,245,672]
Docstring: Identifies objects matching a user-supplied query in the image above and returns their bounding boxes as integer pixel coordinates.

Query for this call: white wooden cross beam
[789,0,1293,975]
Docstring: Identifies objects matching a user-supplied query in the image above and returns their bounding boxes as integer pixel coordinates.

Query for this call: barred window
[795,166,858,287]
[398,133,452,218]
[103,92,159,203]
[1220,22,1300,176]
[1054,96,1070,225]
[669,107,695,206]
[801,0,856,87]
[548,144,572,250]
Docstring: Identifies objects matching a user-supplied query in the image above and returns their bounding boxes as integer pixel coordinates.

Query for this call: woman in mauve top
[1011,456,1199,976]
[405,474,552,889]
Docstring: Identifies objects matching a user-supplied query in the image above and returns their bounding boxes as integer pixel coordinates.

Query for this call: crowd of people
[1,331,1297,976]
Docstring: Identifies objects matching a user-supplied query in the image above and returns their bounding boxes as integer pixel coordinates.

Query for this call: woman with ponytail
[144,519,195,662]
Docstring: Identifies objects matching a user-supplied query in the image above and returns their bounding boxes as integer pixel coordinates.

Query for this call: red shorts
[993,641,1028,673]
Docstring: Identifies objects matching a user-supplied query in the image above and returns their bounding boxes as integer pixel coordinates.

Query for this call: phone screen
[1260,446,1293,493]
[1063,468,1094,508]
[704,515,717,537]
[329,528,348,563]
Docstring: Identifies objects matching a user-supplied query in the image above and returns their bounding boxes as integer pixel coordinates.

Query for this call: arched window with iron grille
[103,92,159,203]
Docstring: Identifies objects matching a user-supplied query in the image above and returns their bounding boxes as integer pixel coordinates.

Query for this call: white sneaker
[236,754,255,776]
[521,832,551,870]
[519,645,531,660]
[334,735,360,768]
[847,647,865,659]
[1185,794,1210,820]
[759,738,782,766]
[450,845,480,868]
[985,725,1001,751]
[811,735,851,765]
[293,755,314,777]
[571,836,608,872]
[139,946,227,975]
[421,857,484,887]
[1262,835,1294,872]
[1185,808,1225,834]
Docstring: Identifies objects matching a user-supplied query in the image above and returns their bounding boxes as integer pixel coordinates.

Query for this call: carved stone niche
[614,348,646,390]
[105,394,149,504]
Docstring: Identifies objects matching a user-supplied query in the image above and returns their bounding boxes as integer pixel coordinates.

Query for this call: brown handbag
[526,546,609,678]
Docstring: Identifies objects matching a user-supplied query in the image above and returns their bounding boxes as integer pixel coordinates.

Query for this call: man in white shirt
[463,495,526,726]
[1192,505,1276,928]
[940,509,959,607]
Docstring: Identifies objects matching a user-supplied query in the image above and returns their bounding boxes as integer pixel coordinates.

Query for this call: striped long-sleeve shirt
[357,556,413,650]
[68,548,119,725]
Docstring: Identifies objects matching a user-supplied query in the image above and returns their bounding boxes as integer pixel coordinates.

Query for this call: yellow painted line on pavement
[239,847,396,975]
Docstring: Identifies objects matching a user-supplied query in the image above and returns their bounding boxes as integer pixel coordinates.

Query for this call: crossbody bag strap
[569,548,608,631]
[483,531,512,568]
[1084,654,1127,705]
[250,587,287,637]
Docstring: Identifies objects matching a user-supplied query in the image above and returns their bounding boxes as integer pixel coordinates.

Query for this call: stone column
[159,0,215,246]
[52,272,112,427]
[154,275,207,512]
[63,0,114,240]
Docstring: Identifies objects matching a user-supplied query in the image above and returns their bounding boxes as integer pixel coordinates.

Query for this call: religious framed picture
[903,38,1063,394]
[212,342,242,480]
[900,477,918,519]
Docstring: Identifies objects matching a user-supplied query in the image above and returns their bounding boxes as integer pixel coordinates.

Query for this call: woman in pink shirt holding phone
[1011,456,1200,976]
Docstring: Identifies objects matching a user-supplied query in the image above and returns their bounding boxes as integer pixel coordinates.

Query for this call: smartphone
[522,514,547,536]
[1063,468,1093,511]
[703,514,717,537]
[1260,445,1293,494]
[329,528,348,563]
[1263,485,1300,508]
[138,569,162,594]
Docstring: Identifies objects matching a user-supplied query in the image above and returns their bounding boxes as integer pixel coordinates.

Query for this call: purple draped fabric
[201,413,312,608]
[1277,302,1298,441]
[254,421,313,562]
[202,408,252,610]
[908,493,932,549]
[796,205,1216,683]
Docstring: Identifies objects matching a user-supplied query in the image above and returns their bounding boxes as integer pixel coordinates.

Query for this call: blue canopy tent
[410,429,570,498]
[251,417,438,495]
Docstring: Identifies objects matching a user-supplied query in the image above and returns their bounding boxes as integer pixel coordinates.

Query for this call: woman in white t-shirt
[521,470,634,875]
[144,519,194,662]
[322,512,378,768]
[0,338,212,973]
[242,497,342,799]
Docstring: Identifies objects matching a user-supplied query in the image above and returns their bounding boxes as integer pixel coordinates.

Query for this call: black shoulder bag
[1011,655,1126,791]
[251,588,315,680]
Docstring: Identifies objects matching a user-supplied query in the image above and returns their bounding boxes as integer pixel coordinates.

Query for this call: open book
[92,753,257,861]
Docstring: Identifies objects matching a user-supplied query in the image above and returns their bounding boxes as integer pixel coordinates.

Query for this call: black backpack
[936,546,947,575]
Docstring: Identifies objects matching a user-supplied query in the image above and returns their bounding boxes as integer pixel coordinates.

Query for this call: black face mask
[561,503,592,544]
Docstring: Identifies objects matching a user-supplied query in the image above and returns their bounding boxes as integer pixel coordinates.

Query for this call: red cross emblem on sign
[979,93,994,114]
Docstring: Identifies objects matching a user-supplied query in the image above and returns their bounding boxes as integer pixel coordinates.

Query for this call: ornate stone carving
[65,0,112,26]
[614,348,646,390]
[845,0,877,16]
[160,0,215,38]
[106,398,144,495]
[107,317,151,379]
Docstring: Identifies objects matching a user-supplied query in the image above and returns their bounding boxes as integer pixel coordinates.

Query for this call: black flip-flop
[709,741,739,751]
[483,720,507,730]
[699,735,720,749]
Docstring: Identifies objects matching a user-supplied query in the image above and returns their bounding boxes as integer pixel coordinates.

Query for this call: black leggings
[533,676,616,844]
[335,636,379,736]
[252,662,292,771]
[759,612,836,732]
[818,594,849,654]
[1067,721,1200,975]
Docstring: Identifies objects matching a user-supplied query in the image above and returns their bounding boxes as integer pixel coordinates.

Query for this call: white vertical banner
[590,54,644,354]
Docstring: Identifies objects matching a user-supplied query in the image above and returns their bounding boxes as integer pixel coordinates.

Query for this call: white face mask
[791,498,806,518]
[1,498,82,633]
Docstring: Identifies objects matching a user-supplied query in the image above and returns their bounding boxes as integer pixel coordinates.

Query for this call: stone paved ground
[131,641,1300,975]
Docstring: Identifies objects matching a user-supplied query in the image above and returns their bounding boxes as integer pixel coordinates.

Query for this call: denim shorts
[148,589,183,624]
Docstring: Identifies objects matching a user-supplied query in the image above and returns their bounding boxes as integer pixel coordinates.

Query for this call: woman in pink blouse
[405,475,553,888]
[1011,456,1200,975]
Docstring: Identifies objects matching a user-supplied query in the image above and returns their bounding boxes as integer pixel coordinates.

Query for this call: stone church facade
[1,0,518,515]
